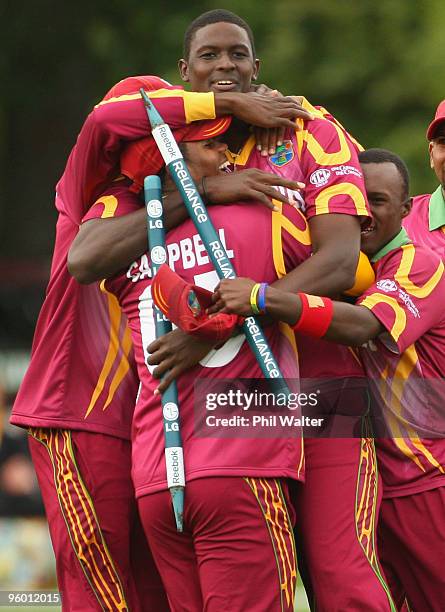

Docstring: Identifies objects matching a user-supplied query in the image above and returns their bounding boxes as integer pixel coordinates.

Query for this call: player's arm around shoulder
[68,183,146,284]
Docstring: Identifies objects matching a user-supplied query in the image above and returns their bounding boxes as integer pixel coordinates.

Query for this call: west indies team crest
[187,290,202,317]
[269,140,294,167]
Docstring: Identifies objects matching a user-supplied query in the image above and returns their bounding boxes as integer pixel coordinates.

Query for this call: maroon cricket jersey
[225,97,369,380]
[358,229,445,497]
[11,83,217,438]
[86,184,311,495]
[403,188,445,260]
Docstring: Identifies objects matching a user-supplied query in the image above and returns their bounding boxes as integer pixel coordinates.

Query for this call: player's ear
[178,59,189,83]
[401,197,413,218]
[252,59,260,82]
[429,142,434,169]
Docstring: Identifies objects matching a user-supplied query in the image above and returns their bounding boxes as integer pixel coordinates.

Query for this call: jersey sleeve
[358,245,445,353]
[268,202,312,276]
[56,86,215,224]
[296,98,370,222]
[82,181,143,223]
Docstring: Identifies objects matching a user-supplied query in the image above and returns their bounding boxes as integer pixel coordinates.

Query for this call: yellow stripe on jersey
[95,88,184,107]
[360,293,407,342]
[102,323,133,411]
[85,281,124,418]
[304,122,352,166]
[387,346,426,471]
[271,201,286,278]
[225,135,256,167]
[395,244,444,298]
[391,346,445,473]
[95,88,216,124]
[280,210,311,245]
[95,195,119,219]
[314,183,368,216]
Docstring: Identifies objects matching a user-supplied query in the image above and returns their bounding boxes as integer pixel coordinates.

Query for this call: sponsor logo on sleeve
[376,279,420,318]
[399,290,420,318]
[331,165,362,178]
[309,165,362,189]
[310,168,331,187]
[376,279,398,293]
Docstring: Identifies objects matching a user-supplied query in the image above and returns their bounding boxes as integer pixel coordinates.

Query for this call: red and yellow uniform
[358,228,445,610]
[225,98,393,610]
[84,178,310,611]
[403,187,445,260]
[11,76,219,612]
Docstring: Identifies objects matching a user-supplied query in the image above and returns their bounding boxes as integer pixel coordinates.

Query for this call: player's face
[360,162,411,256]
[179,22,259,93]
[429,124,445,188]
[183,138,228,183]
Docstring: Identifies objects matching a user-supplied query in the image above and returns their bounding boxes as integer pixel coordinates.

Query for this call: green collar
[370,227,412,263]
[429,186,445,231]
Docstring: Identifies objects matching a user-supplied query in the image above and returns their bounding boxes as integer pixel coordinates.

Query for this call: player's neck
[224,119,251,154]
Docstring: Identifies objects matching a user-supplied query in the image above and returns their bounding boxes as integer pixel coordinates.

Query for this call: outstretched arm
[213,278,383,346]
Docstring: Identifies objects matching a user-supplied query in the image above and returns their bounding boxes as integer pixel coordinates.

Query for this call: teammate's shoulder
[412,193,432,207]
[95,178,140,202]
[381,242,443,278]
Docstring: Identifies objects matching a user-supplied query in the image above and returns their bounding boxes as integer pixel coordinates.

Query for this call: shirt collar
[370,227,412,263]
[428,185,445,231]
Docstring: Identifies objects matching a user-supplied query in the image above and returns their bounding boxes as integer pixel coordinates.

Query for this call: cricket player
[66,10,391,609]
[146,11,395,611]
[83,117,311,611]
[403,99,445,259]
[213,148,445,611]
[10,74,305,610]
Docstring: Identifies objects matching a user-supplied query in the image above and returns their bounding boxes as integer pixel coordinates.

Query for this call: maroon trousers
[378,486,445,612]
[28,428,168,612]
[138,476,297,612]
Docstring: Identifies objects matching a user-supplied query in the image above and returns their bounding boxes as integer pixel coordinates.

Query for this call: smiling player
[213,148,445,611]
[82,116,316,611]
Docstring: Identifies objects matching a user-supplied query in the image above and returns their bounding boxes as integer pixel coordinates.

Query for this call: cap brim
[182,116,232,142]
[427,117,445,140]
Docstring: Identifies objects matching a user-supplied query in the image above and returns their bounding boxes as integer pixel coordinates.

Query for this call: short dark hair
[183,9,256,60]
[359,148,410,201]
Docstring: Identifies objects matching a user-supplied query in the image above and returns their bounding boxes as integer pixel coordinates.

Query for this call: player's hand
[251,84,288,156]
[204,169,304,211]
[224,91,313,130]
[211,278,257,316]
[146,328,215,394]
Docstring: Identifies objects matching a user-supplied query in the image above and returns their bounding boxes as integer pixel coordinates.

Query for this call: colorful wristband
[257,283,268,314]
[250,283,261,315]
[292,293,334,338]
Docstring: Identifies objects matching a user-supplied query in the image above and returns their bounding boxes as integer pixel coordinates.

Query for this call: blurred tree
[1,0,444,261]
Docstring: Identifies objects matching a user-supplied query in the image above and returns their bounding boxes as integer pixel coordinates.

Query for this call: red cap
[427,100,445,140]
[152,264,241,343]
[120,116,231,191]
[102,75,176,100]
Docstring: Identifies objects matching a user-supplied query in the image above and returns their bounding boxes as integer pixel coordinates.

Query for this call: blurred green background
[1,0,444,263]
[0,0,443,605]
